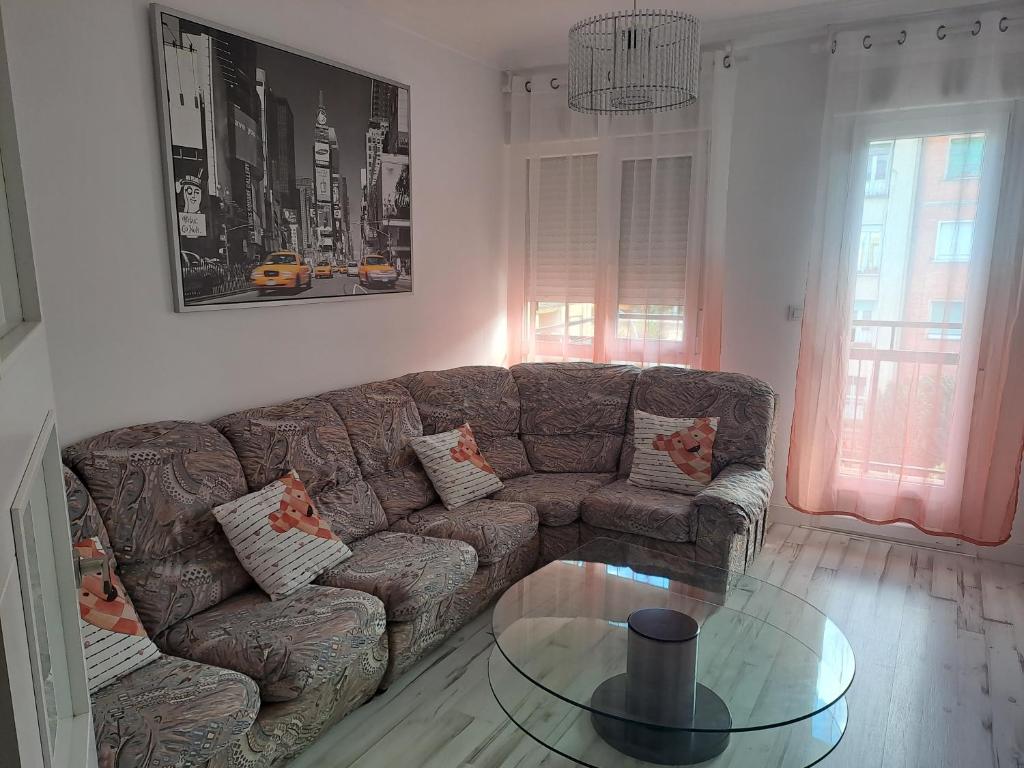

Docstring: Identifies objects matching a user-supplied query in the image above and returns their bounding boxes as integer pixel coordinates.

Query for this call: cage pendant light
[568,3,700,115]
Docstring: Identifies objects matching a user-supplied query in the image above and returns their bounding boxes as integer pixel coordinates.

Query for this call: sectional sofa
[62,362,776,768]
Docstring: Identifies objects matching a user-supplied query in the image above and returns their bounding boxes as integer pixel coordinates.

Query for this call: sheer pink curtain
[788,10,1024,544]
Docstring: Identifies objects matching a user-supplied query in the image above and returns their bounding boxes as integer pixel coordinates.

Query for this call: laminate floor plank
[290,525,1023,768]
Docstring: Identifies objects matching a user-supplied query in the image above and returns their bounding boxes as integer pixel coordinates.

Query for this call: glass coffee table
[488,538,853,767]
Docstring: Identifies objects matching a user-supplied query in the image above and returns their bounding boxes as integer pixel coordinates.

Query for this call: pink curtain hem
[783,477,1020,548]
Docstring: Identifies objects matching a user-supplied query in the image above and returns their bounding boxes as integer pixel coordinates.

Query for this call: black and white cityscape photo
[155,9,412,310]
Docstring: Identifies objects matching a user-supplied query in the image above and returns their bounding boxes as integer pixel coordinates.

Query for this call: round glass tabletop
[488,538,854,767]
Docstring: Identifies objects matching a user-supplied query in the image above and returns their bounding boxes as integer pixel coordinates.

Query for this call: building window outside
[865,141,894,197]
[857,225,883,273]
[851,299,877,345]
[934,220,974,262]
[844,372,870,422]
[928,300,964,340]
[945,134,985,180]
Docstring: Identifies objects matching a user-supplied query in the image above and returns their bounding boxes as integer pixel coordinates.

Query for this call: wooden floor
[289,524,1024,768]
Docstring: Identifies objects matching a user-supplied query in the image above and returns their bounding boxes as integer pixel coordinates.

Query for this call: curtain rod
[825,0,1019,34]
[830,10,1020,53]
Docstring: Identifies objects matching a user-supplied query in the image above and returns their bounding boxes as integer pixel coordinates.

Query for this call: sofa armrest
[693,464,773,533]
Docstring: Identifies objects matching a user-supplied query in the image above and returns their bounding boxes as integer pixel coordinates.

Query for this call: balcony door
[837,107,1008,511]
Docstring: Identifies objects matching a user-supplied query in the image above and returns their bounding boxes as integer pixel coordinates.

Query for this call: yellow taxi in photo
[315,261,334,279]
[358,254,399,289]
[250,251,311,296]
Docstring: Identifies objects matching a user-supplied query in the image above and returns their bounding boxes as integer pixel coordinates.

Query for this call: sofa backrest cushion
[399,366,532,480]
[511,363,639,473]
[63,465,111,551]
[212,397,387,544]
[620,368,777,478]
[319,381,436,523]
[62,421,253,637]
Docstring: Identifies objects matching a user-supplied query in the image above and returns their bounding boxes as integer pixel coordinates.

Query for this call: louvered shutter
[526,154,598,303]
[618,156,691,306]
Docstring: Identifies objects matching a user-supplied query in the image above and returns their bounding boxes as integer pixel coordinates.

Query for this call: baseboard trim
[768,503,1024,566]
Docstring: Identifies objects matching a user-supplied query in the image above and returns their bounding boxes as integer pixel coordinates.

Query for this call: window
[617,305,684,341]
[928,300,964,340]
[851,299,877,345]
[524,154,598,360]
[934,220,974,262]
[844,372,870,422]
[945,134,985,179]
[834,129,987,486]
[520,147,704,367]
[865,141,893,197]
[856,225,883,273]
[614,156,692,365]
[534,301,595,341]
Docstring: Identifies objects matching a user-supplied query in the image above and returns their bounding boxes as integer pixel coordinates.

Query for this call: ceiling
[341,0,962,70]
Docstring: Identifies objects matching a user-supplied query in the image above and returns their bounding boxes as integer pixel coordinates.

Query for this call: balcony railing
[841,318,964,485]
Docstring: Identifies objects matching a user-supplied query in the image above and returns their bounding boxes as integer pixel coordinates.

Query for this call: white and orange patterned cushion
[75,537,160,692]
[410,423,504,510]
[628,410,719,495]
[212,471,352,600]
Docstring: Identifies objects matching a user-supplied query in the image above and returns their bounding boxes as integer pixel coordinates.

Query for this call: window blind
[526,154,598,302]
[618,156,691,306]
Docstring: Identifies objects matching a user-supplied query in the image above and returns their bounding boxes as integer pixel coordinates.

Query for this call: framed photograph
[151,5,412,311]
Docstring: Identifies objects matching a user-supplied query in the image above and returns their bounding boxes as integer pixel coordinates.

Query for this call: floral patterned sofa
[62,362,775,768]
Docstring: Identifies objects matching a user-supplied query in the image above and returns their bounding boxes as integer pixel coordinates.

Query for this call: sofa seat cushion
[92,654,259,768]
[492,472,615,526]
[581,479,695,544]
[389,500,538,565]
[159,585,386,703]
[317,531,478,621]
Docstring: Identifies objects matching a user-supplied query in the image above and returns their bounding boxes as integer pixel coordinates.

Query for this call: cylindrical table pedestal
[590,608,731,765]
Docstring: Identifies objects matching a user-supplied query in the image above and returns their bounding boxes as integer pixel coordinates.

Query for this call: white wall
[0,0,507,444]
[720,40,827,509]
[720,39,1024,564]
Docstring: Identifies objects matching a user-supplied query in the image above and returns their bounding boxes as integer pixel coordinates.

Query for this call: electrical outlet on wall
[787,305,803,321]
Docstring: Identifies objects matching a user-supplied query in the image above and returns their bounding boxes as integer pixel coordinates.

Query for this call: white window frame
[944,133,985,180]
[933,219,974,262]
[927,299,965,340]
[865,140,894,197]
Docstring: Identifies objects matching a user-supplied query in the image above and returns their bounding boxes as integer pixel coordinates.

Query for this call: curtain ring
[999,16,1009,32]
[722,54,732,69]
[862,34,872,50]
[550,77,560,90]
[831,38,837,54]
[971,20,982,36]
[897,30,907,45]
[524,80,532,93]
[936,24,947,40]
